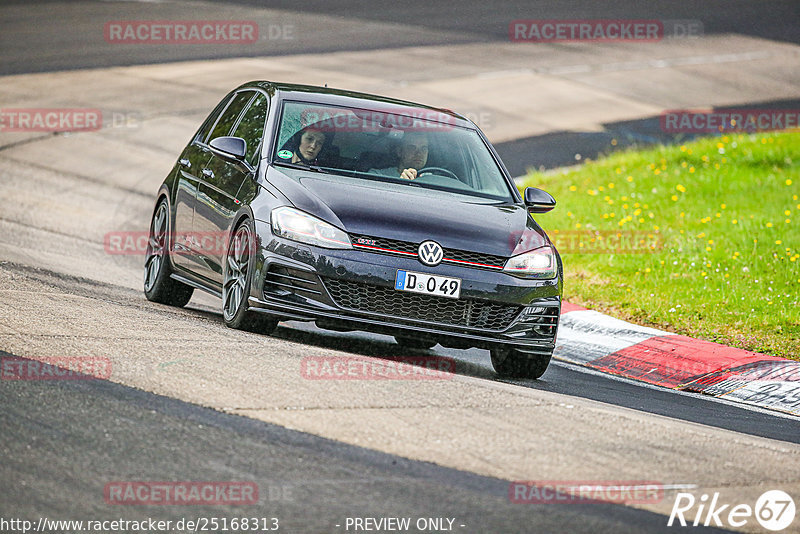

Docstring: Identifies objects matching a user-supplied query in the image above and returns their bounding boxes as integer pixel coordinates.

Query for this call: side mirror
[524,187,556,213]
[209,136,247,161]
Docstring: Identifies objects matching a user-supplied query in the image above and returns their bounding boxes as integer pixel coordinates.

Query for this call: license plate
[394,270,461,299]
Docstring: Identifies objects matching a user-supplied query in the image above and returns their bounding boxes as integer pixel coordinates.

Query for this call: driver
[371,132,428,180]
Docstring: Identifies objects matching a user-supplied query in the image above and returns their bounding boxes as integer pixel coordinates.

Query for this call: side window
[205,91,254,144]
[232,93,268,167]
[195,93,233,144]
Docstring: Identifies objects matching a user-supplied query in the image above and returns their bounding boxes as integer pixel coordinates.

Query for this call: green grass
[520,132,800,359]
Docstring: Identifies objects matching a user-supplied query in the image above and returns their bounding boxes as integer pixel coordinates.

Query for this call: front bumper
[248,221,562,354]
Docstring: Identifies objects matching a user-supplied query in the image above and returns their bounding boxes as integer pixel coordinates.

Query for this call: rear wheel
[144,199,194,307]
[394,335,437,350]
[222,219,278,335]
[490,347,551,379]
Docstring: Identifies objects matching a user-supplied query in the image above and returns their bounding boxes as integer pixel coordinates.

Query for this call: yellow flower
[676,184,686,192]
[608,183,615,188]
[776,240,782,245]
[721,204,726,209]
[569,185,577,191]
[732,219,738,224]
[689,167,695,173]
[671,195,678,201]
[627,176,633,182]
[787,219,792,224]
[645,268,651,273]
[766,222,773,228]
[787,179,793,186]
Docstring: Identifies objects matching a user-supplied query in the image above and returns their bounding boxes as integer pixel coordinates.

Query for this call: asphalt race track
[1,1,799,533]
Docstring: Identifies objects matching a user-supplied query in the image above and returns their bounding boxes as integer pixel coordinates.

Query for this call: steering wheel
[417,166,459,181]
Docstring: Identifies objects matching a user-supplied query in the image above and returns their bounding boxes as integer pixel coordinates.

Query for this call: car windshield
[272,100,515,202]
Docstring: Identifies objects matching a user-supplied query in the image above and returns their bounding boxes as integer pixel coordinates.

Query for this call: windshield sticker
[277,149,293,159]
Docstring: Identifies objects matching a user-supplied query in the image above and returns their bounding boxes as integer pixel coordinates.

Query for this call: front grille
[323,278,521,331]
[350,234,506,270]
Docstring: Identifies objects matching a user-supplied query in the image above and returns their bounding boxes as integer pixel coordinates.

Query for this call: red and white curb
[555,303,800,416]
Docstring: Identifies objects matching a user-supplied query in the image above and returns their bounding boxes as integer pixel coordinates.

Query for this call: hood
[266,166,549,257]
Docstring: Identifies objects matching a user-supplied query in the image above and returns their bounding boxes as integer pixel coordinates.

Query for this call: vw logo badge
[418,240,444,266]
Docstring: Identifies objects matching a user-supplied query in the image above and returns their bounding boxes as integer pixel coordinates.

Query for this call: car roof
[238,81,474,129]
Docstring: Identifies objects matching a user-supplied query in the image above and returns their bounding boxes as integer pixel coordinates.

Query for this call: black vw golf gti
[144,82,563,378]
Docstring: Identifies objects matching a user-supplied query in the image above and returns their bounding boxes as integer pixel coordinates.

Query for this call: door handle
[202,168,214,179]
[179,158,191,168]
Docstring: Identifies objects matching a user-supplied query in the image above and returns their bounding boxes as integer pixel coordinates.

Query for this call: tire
[222,218,278,335]
[490,347,551,379]
[144,199,194,307]
[394,335,437,350]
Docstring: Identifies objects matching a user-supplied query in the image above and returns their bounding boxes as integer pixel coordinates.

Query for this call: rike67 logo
[668,490,795,531]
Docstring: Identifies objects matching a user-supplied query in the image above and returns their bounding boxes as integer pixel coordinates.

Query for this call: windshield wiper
[272,160,325,173]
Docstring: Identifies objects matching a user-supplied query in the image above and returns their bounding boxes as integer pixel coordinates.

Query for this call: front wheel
[144,199,194,307]
[222,219,278,335]
[490,347,551,379]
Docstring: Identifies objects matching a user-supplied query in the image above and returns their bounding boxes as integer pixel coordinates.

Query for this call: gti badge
[418,240,444,266]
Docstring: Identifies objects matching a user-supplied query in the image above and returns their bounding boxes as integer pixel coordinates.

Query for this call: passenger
[284,126,328,165]
[372,132,428,180]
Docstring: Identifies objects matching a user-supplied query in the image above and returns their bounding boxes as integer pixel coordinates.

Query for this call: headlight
[503,246,556,279]
[271,207,352,249]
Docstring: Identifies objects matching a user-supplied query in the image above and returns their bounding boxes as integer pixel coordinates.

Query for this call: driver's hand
[400,168,417,180]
